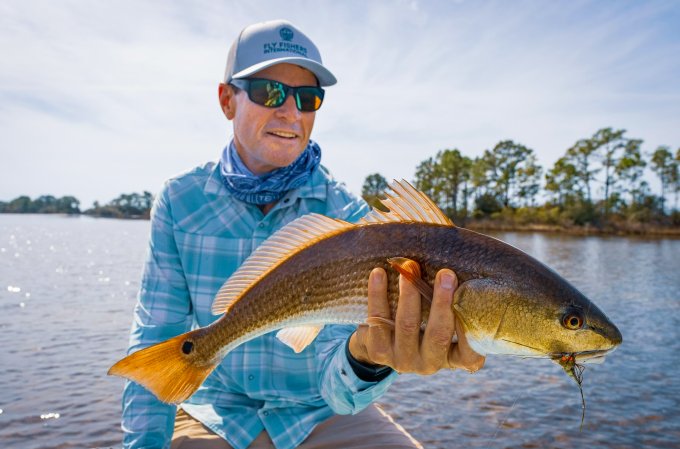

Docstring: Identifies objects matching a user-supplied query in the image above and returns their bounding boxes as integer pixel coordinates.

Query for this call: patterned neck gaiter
[219,139,321,205]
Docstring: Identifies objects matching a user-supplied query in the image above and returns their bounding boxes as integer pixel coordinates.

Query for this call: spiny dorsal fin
[211,214,354,315]
[360,179,455,226]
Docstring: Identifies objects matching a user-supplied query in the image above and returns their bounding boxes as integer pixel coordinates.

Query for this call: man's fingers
[361,266,485,375]
[393,271,423,370]
[366,268,393,365]
[447,316,486,372]
[421,270,457,372]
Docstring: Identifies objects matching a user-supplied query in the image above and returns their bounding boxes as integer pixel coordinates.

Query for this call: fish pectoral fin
[107,329,218,404]
[387,257,434,303]
[276,325,325,353]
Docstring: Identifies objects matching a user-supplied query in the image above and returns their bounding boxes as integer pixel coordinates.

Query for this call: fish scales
[207,221,578,352]
[209,222,449,348]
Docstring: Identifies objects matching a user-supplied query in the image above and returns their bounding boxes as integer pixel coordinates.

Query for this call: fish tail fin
[108,329,218,404]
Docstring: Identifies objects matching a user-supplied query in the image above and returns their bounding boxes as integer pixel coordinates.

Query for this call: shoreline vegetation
[465,219,680,237]
[2,127,679,236]
[360,127,680,237]
[0,192,152,220]
[2,194,679,236]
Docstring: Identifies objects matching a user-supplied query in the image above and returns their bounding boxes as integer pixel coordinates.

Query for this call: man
[121,19,484,449]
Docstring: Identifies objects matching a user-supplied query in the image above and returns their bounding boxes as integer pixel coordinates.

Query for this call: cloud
[1,0,679,206]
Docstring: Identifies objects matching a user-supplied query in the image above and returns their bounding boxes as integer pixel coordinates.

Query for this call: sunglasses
[229,78,325,112]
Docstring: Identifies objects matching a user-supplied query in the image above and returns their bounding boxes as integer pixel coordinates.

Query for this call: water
[1,215,678,449]
[0,215,147,449]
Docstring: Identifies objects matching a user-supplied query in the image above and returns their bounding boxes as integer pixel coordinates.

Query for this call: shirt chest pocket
[174,230,253,325]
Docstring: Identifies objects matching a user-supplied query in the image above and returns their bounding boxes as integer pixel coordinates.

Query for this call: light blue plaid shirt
[121,162,397,449]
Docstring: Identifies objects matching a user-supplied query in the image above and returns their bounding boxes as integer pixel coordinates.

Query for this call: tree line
[0,192,153,219]
[3,129,679,231]
[0,195,81,214]
[362,127,680,230]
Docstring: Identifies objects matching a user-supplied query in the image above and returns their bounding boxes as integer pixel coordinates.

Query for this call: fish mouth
[497,338,617,365]
[552,348,616,365]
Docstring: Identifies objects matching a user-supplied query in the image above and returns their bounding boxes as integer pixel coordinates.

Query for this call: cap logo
[279,27,294,41]
[263,26,308,57]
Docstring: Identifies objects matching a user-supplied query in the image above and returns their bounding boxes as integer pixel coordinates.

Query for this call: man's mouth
[268,130,298,139]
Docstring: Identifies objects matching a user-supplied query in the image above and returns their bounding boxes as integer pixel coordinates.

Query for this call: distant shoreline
[0,211,149,220]
[3,211,679,237]
[465,220,680,237]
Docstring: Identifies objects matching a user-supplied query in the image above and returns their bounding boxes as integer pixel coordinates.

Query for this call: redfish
[109,180,622,404]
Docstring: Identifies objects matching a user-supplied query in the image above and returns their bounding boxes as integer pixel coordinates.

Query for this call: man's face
[220,63,318,175]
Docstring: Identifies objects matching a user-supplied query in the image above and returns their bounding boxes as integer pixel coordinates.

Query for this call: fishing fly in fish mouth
[109,180,622,423]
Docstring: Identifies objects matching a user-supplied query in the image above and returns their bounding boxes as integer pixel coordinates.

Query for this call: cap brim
[231,57,337,86]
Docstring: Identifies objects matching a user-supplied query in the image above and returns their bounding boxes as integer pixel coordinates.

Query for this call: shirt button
[248,374,254,380]
[258,223,264,228]
[263,411,269,416]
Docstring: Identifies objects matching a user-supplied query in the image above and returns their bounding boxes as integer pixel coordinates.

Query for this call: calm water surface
[1,215,678,448]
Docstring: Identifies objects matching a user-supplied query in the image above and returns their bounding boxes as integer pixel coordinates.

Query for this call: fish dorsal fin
[359,179,455,226]
[211,214,354,315]
[276,325,325,353]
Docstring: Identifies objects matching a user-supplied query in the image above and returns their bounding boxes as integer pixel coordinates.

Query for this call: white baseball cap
[223,19,337,87]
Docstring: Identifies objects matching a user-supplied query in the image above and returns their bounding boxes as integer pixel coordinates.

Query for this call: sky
[1,0,679,208]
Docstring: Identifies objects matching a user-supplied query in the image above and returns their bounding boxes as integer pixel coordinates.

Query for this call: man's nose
[274,93,301,121]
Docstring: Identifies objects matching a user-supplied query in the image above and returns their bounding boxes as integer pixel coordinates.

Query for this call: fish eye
[562,310,584,330]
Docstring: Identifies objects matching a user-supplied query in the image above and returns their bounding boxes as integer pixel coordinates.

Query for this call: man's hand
[349,267,485,375]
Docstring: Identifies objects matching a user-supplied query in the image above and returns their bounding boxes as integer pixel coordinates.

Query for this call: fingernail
[371,269,384,286]
[440,272,454,290]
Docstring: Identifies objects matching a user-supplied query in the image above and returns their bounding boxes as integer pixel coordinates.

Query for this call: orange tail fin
[108,329,218,404]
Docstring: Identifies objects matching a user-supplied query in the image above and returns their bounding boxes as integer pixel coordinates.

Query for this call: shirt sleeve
[121,185,193,449]
[314,325,398,415]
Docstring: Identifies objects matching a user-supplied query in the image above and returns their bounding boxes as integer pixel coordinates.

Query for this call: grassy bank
[465,220,680,237]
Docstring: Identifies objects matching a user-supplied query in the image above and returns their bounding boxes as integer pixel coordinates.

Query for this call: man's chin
[265,143,307,163]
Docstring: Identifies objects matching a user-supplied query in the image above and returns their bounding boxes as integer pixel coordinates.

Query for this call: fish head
[452,277,622,363]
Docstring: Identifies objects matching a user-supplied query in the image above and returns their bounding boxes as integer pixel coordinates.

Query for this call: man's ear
[218,83,237,120]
